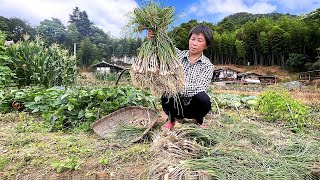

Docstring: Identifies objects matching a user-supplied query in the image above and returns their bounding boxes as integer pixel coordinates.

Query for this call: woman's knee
[194,92,210,103]
[193,92,211,110]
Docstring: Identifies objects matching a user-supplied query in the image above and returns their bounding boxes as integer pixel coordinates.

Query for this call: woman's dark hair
[188,25,213,46]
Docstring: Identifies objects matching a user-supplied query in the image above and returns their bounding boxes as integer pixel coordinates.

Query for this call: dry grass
[291,91,320,105]
[144,109,320,179]
[1,109,320,179]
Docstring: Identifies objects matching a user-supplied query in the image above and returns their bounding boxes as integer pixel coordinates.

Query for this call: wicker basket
[91,106,158,141]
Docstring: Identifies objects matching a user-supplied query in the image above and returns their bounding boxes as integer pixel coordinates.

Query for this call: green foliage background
[1,7,320,71]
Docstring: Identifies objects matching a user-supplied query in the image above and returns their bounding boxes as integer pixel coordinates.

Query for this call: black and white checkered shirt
[177,49,214,105]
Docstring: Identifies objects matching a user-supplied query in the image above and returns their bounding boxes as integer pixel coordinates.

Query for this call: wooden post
[73,43,77,57]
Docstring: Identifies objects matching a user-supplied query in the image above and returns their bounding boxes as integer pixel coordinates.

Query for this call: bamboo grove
[170,9,320,72]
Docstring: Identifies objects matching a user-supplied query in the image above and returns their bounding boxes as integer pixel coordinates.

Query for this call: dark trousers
[161,92,211,125]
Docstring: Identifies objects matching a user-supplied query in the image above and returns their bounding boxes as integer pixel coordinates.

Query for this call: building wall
[243,74,259,80]
[111,56,135,64]
[96,67,111,74]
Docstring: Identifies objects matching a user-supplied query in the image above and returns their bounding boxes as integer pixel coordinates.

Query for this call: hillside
[214,65,298,81]
[218,12,297,27]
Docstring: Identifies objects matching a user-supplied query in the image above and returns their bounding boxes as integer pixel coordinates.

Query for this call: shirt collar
[185,50,204,63]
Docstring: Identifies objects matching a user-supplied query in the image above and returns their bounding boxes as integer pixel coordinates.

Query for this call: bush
[310,59,320,70]
[285,53,310,72]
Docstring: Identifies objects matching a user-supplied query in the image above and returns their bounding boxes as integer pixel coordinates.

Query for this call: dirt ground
[0,112,168,180]
[1,107,320,179]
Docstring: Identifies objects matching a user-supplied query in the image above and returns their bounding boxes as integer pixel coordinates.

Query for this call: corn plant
[5,35,77,88]
[0,32,16,88]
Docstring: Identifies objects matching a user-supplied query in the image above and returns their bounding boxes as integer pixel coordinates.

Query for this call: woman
[148,25,214,130]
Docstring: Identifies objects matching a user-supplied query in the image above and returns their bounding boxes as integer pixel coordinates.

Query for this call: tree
[6,17,36,41]
[66,23,80,51]
[311,47,320,70]
[78,38,96,66]
[212,31,222,64]
[221,12,256,28]
[259,31,270,65]
[220,32,236,64]
[235,39,245,64]
[122,39,130,57]
[242,21,259,65]
[90,26,112,61]
[268,26,286,68]
[69,7,93,38]
[37,18,67,45]
[285,53,310,72]
[303,8,320,22]
[217,18,235,33]
[0,16,13,40]
[303,8,320,63]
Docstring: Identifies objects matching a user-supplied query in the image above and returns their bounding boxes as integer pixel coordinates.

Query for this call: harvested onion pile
[129,2,185,98]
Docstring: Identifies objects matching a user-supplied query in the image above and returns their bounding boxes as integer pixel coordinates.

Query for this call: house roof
[258,75,278,78]
[300,69,320,74]
[91,60,125,70]
[214,67,240,73]
[237,72,262,77]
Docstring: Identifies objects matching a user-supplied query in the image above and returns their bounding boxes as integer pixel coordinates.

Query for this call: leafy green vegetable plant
[51,156,81,173]
[0,86,155,131]
[257,90,310,130]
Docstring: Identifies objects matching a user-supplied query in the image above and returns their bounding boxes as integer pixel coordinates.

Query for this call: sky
[0,0,319,38]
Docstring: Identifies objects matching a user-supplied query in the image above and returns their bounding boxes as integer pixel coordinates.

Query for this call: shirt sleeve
[175,47,181,54]
[182,64,213,97]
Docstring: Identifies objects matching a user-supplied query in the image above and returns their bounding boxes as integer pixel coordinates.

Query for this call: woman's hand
[147,29,155,39]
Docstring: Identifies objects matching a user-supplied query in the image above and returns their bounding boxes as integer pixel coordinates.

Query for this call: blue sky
[0,0,319,37]
[156,0,320,26]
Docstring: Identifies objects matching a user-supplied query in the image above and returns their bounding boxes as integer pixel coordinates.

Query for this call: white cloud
[277,0,320,13]
[0,0,138,37]
[186,0,276,22]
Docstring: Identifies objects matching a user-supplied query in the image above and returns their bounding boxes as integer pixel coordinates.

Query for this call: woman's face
[189,33,208,56]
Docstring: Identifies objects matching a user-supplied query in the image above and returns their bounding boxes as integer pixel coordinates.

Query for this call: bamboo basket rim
[91,106,158,142]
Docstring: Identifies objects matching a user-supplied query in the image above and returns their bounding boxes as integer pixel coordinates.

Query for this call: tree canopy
[1,8,319,71]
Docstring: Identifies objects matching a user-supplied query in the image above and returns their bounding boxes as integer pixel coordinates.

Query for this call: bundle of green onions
[115,124,146,143]
[129,1,185,98]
